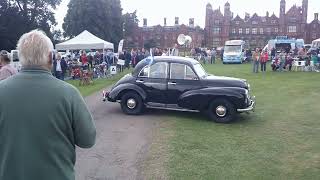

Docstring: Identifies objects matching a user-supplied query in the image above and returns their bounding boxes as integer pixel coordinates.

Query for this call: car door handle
[136,80,144,83]
[168,82,177,85]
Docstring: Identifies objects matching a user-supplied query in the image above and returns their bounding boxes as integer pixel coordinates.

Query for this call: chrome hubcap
[127,98,136,109]
[215,106,227,117]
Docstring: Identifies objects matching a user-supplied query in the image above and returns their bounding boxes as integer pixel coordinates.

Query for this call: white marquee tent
[55,30,114,50]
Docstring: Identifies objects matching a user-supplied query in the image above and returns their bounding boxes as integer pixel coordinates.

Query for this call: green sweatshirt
[0,67,96,180]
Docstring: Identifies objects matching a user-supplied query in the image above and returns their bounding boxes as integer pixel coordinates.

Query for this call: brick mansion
[125,0,320,49]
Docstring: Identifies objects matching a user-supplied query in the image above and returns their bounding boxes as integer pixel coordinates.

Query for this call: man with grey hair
[0,30,96,180]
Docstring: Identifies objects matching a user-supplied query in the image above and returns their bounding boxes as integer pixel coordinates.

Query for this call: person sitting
[285,54,293,71]
[271,56,280,71]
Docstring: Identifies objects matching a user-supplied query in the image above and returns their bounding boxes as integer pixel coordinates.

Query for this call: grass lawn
[67,69,131,96]
[146,61,320,180]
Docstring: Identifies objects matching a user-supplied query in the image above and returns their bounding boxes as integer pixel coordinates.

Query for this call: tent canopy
[55,30,114,50]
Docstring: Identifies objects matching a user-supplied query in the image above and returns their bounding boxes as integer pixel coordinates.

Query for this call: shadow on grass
[144,108,257,124]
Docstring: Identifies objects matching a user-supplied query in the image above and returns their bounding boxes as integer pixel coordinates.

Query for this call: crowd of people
[251,47,320,73]
[2,43,320,82]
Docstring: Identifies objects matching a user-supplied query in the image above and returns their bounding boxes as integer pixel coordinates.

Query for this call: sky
[54,0,320,30]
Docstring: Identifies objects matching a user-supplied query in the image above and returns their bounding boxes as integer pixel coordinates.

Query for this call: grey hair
[17,29,54,67]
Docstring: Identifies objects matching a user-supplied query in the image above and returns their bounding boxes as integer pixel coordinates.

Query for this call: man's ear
[48,52,53,65]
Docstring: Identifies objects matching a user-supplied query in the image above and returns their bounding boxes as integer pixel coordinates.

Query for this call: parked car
[103,56,255,123]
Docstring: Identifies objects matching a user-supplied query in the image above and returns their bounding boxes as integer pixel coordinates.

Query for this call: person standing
[53,53,68,80]
[0,30,96,180]
[171,44,179,56]
[0,50,17,81]
[124,50,131,69]
[80,51,88,69]
[252,48,260,73]
[279,51,286,72]
[211,48,216,64]
[131,49,137,68]
[220,48,224,61]
[260,50,268,72]
[271,47,276,60]
[94,51,101,65]
[87,51,94,69]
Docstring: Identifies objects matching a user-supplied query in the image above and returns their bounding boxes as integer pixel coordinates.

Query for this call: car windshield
[193,63,207,78]
[224,45,241,53]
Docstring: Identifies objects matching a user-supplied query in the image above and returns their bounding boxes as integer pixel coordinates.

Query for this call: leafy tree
[123,11,139,38]
[0,0,61,50]
[52,29,63,45]
[144,39,157,49]
[63,0,123,51]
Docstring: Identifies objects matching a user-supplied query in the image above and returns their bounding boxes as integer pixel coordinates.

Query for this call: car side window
[138,62,168,79]
[170,63,185,79]
[185,66,198,80]
[170,63,198,80]
[139,66,149,77]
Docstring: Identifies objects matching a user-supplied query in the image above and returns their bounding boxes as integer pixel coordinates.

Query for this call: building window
[289,17,296,22]
[215,20,220,25]
[274,27,279,33]
[287,26,297,33]
[252,28,258,34]
[232,28,236,34]
[213,27,221,34]
[312,33,317,39]
[239,28,243,34]
[246,28,250,34]
[271,20,276,24]
[252,21,258,25]
[259,28,264,34]
[266,28,271,33]
[236,21,240,25]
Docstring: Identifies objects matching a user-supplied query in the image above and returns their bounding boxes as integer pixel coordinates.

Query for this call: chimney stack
[143,18,147,27]
[189,18,194,27]
[266,11,269,17]
[164,18,167,26]
[245,13,250,21]
[175,17,179,26]
[315,13,319,20]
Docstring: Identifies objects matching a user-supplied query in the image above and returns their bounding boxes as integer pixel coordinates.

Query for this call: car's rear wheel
[120,92,144,115]
[208,98,236,123]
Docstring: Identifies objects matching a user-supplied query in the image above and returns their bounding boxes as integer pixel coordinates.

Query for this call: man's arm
[72,89,96,148]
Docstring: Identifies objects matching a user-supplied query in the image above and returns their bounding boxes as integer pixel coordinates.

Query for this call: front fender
[178,87,246,110]
[108,83,147,102]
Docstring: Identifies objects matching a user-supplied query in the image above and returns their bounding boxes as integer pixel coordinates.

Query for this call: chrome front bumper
[237,96,256,113]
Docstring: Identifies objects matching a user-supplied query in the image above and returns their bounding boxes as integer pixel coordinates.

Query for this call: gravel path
[75,90,162,180]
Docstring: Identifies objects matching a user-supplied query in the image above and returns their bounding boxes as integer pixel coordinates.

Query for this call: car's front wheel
[120,91,144,115]
[208,98,236,123]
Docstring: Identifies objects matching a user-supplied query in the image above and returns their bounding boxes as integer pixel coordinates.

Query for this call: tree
[63,0,123,51]
[123,11,139,38]
[144,39,157,50]
[0,0,61,50]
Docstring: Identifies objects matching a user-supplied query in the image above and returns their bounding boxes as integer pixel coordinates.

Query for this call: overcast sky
[54,0,320,29]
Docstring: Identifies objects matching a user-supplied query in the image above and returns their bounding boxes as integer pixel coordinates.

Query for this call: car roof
[132,56,200,77]
[154,56,198,63]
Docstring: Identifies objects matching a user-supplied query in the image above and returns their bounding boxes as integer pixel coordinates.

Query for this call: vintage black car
[103,56,255,123]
